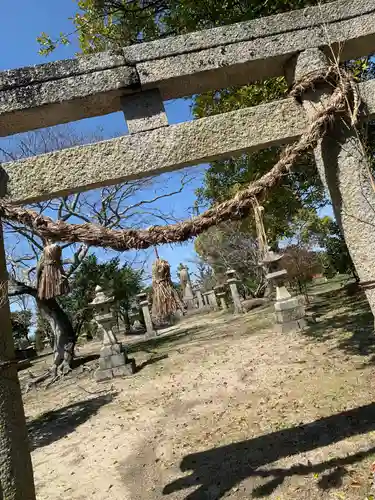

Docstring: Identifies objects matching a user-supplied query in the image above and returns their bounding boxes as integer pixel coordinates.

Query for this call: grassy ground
[21,285,375,500]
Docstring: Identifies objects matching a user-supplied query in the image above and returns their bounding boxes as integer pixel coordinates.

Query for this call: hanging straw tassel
[151,258,183,325]
[37,243,69,300]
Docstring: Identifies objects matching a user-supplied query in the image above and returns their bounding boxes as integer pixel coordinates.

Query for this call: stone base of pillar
[95,343,136,382]
[275,318,306,334]
[145,329,157,338]
[274,297,306,333]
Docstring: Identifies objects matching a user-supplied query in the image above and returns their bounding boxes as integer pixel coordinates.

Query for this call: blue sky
[0,0,208,280]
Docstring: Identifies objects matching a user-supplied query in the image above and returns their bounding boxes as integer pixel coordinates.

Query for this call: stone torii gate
[2,0,375,497]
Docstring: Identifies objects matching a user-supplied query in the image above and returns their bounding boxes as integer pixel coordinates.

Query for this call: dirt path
[23,300,375,499]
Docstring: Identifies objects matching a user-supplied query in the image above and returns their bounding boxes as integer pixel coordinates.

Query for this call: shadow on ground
[127,312,271,356]
[304,286,375,359]
[163,402,375,499]
[27,393,115,451]
[135,354,169,373]
[71,353,100,369]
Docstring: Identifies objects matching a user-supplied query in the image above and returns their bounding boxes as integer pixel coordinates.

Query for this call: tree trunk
[0,225,36,499]
[36,298,75,375]
[8,281,75,375]
[122,310,131,334]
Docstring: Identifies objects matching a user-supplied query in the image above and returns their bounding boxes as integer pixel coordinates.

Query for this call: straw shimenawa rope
[0,66,358,251]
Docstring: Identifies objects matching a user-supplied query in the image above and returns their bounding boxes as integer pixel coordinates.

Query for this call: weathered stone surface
[99,356,112,371]
[275,318,306,333]
[95,368,113,382]
[110,353,127,368]
[290,48,375,324]
[137,9,375,99]
[121,89,168,133]
[113,360,136,377]
[0,0,372,136]
[99,343,122,357]
[274,297,300,312]
[123,0,373,63]
[275,307,305,323]
[0,51,125,91]
[2,97,305,203]
[0,66,140,136]
[3,72,375,203]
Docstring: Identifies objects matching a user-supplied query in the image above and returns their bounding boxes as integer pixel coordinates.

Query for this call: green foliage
[194,221,264,295]
[38,0,327,54]
[196,149,325,244]
[11,310,32,342]
[59,254,143,338]
[282,245,321,293]
[287,208,358,279]
[192,77,326,244]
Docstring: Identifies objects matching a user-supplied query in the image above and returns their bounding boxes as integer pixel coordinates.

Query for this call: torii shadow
[163,402,375,498]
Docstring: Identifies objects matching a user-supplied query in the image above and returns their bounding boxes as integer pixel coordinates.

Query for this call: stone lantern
[260,249,305,333]
[260,249,291,301]
[90,286,136,381]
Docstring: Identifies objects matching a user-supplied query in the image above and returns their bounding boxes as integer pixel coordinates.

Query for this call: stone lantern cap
[260,249,283,266]
[226,269,238,280]
[89,285,114,307]
[137,291,149,304]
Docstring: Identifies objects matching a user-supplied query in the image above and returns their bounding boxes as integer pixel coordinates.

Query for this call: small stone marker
[90,286,136,382]
[137,292,157,337]
[214,285,228,310]
[226,270,243,313]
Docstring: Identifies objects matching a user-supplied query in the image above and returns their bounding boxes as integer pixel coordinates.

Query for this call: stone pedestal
[137,292,156,337]
[274,296,306,333]
[90,286,136,382]
[96,343,136,382]
[226,269,243,313]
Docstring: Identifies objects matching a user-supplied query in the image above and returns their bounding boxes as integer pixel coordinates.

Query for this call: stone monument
[90,286,136,381]
[179,264,195,309]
